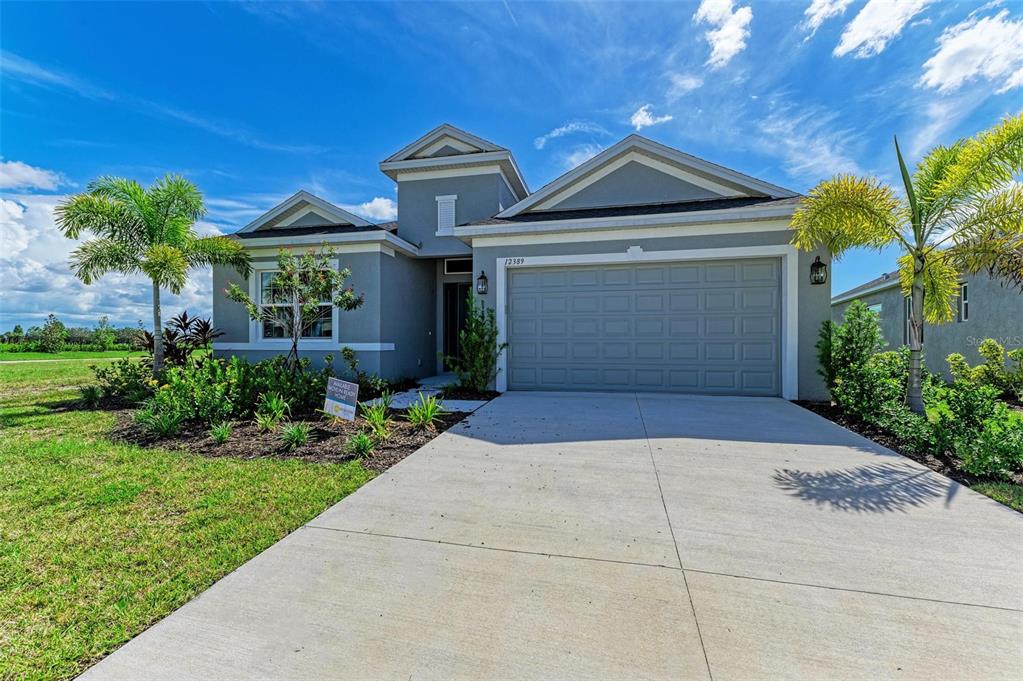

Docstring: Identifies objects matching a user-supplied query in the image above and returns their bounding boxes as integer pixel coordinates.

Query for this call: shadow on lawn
[773,462,958,513]
[0,398,97,428]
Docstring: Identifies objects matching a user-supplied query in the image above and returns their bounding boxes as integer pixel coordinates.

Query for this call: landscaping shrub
[956,422,1023,479]
[946,339,1023,400]
[815,320,837,390]
[134,402,185,437]
[932,381,1002,453]
[864,402,936,455]
[78,384,102,409]
[406,393,445,431]
[280,422,311,451]
[340,347,389,397]
[360,400,391,440]
[255,392,290,432]
[830,301,886,416]
[344,431,375,457]
[444,293,507,393]
[92,358,154,405]
[209,422,232,444]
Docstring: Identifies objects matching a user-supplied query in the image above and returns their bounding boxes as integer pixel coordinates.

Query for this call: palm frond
[140,244,189,294]
[68,238,143,284]
[54,193,145,245]
[149,174,205,243]
[936,112,1023,205]
[913,142,964,224]
[184,235,252,276]
[791,175,904,256]
[898,250,960,324]
[940,184,1023,248]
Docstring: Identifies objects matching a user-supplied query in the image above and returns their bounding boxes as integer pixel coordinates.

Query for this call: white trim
[380,150,529,198]
[234,230,419,257]
[831,277,899,305]
[395,164,503,182]
[245,243,397,258]
[444,257,473,275]
[214,342,395,352]
[497,135,796,218]
[455,203,798,240]
[238,190,372,233]
[469,219,791,248]
[493,244,799,400]
[383,124,502,163]
[277,206,337,227]
[414,136,481,158]
[534,151,739,210]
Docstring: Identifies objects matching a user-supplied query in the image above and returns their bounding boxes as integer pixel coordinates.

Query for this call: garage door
[507,259,781,395]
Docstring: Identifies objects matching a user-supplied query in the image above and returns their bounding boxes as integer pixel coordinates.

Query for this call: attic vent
[436,195,457,236]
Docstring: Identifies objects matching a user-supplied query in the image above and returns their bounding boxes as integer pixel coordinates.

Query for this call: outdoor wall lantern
[476,270,489,295]
[810,256,828,285]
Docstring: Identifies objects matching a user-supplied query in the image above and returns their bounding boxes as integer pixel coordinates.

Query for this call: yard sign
[324,377,359,421]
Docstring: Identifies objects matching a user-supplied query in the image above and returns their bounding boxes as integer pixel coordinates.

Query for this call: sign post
[324,377,359,421]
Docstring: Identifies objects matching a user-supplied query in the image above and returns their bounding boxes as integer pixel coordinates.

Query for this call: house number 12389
[505,258,526,265]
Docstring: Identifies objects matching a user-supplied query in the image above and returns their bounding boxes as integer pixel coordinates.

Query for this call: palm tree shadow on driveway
[773,462,960,513]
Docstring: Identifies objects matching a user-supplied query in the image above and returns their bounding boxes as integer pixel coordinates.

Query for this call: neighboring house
[831,270,1023,379]
[213,124,832,400]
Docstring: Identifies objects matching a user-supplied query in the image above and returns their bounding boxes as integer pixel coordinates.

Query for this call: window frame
[435,194,458,236]
[958,282,969,322]
[444,257,473,275]
[249,261,340,346]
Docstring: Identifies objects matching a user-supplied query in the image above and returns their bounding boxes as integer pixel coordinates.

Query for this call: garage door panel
[507,259,781,396]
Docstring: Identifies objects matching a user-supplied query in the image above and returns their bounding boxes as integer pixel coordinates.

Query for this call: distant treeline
[0,314,142,353]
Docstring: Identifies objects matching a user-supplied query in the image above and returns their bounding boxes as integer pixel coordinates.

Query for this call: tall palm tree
[792,113,1023,413]
[56,174,251,373]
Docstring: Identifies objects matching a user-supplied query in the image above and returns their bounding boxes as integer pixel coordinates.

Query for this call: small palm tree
[56,175,251,373]
[792,113,1023,413]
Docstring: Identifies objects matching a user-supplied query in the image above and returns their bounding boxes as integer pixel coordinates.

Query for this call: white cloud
[920,10,1023,94]
[560,144,605,169]
[666,73,704,102]
[693,0,753,69]
[341,197,397,222]
[834,0,934,58]
[802,0,854,37]
[630,105,674,131]
[0,193,214,329]
[907,94,978,158]
[756,106,864,182]
[0,159,65,190]
[533,121,609,150]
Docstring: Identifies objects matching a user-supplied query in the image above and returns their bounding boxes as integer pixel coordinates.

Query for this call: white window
[867,303,882,315]
[444,258,472,275]
[258,271,332,340]
[958,283,969,322]
[436,195,457,236]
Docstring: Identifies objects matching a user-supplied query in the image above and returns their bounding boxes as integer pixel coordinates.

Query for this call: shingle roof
[235,224,386,239]
[467,195,802,226]
[833,270,901,300]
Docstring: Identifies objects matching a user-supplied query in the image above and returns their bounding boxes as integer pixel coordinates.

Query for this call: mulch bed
[794,400,1023,488]
[111,410,468,473]
[438,387,501,401]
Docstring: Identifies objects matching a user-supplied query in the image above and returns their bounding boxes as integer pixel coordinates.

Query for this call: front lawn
[0,360,373,679]
[0,350,146,362]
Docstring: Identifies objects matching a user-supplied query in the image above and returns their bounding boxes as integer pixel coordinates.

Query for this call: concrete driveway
[84,393,1023,680]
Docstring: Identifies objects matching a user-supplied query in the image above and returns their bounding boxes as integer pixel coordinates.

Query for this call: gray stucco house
[212,124,831,400]
[832,270,1023,379]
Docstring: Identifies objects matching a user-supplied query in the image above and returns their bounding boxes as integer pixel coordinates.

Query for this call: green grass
[0,360,374,679]
[0,350,146,362]
[972,481,1023,513]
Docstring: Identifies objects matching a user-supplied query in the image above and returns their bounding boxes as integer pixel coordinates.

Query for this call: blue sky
[2,0,1021,330]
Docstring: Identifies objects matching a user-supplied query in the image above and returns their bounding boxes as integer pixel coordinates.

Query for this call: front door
[443,282,471,370]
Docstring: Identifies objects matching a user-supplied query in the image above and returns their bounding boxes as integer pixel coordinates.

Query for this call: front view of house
[212,124,830,400]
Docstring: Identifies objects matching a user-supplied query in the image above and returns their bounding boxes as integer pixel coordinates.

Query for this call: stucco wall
[396,174,505,257]
[380,253,437,380]
[471,228,831,401]
[832,272,1023,379]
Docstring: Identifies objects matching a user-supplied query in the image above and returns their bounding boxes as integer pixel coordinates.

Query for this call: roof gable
[498,134,797,218]
[383,124,504,163]
[238,190,372,233]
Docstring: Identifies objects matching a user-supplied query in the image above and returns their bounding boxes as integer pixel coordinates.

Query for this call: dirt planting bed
[112,410,469,473]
